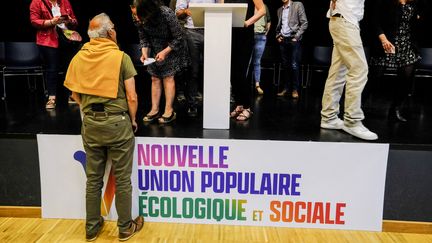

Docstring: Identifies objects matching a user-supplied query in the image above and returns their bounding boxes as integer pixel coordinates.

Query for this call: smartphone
[60,15,68,20]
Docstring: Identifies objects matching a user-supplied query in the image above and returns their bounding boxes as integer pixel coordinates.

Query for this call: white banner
[37,135,388,231]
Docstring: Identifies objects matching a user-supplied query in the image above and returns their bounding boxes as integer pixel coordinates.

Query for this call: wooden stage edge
[0,206,431,234]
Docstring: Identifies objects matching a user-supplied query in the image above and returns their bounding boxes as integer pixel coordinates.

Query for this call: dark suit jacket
[275,1,308,41]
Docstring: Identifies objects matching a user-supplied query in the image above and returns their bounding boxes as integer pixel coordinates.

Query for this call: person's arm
[125,77,138,132]
[293,2,308,41]
[62,0,78,28]
[265,5,271,35]
[372,0,394,53]
[244,0,265,28]
[175,0,190,19]
[372,0,385,37]
[140,47,149,63]
[379,34,395,53]
[275,8,283,42]
[136,22,151,62]
[265,22,271,35]
[155,46,172,62]
[29,0,60,29]
[157,7,182,61]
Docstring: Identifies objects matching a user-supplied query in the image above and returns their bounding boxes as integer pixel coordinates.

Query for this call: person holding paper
[226,0,265,121]
[369,0,425,122]
[30,0,78,109]
[133,0,189,124]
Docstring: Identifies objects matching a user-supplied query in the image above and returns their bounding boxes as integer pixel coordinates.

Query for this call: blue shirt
[281,3,291,37]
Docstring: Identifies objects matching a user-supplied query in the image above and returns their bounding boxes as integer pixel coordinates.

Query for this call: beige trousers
[321,17,368,126]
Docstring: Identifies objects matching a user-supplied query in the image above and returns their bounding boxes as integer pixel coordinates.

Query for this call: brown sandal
[230,106,244,118]
[236,108,252,121]
[45,98,56,109]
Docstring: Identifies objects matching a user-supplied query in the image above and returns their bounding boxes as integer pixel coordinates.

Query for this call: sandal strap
[230,106,244,117]
[145,112,159,119]
[159,112,176,123]
[236,109,252,120]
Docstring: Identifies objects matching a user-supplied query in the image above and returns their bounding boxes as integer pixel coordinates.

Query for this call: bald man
[64,13,143,241]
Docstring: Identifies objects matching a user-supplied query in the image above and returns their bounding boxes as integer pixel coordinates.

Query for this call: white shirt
[51,2,66,29]
[175,0,217,29]
[326,0,365,28]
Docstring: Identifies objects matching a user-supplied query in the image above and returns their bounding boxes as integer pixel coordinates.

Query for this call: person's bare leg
[148,76,162,115]
[162,75,175,117]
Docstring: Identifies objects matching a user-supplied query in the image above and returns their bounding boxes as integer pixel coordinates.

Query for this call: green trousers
[82,114,135,234]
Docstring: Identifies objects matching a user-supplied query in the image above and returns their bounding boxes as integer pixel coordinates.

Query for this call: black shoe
[86,216,104,242]
[187,107,198,117]
[143,112,160,123]
[195,92,203,101]
[158,112,177,124]
[177,93,186,103]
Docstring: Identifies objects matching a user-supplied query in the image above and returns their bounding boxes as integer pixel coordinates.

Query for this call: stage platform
[1,73,432,224]
[1,72,431,145]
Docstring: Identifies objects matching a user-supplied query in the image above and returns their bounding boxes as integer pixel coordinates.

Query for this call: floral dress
[135,6,189,78]
[371,3,421,68]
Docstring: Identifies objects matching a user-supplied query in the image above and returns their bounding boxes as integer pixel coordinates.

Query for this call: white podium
[189,3,247,129]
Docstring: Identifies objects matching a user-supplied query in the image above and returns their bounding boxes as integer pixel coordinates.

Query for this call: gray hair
[87,13,114,39]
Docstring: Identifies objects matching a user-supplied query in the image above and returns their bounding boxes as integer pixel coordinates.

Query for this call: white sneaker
[343,123,378,140]
[320,118,344,130]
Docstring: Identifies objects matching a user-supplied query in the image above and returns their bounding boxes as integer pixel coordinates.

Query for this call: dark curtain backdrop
[1,0,431,47]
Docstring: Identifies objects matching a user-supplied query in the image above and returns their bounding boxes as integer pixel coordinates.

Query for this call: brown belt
[84,111,126,117]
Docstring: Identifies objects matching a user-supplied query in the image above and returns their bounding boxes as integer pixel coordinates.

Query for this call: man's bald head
[87,13,114,39]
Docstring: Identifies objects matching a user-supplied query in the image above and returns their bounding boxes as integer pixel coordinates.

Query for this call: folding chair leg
[301,65,307,88]
[2,70,6,100]
[306,65,311,88]
[277,63,282,89]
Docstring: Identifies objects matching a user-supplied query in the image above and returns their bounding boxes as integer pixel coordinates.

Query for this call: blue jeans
[253,33,267,84]
[280,37,301,91]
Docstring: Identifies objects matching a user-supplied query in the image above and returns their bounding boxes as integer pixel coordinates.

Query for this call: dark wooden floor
[1,71,431,147]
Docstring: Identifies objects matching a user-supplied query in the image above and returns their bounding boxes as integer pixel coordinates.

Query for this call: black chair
[411,48,432,94]
[0,42,4,65]
[305,46,333,88]
[416,48,432,77]
[2,42,46,100]
[260,44,279,86]
[0,42,5,75]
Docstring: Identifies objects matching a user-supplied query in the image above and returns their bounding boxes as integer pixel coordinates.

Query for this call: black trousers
[38,45,59,96]
[231,27,254,109]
